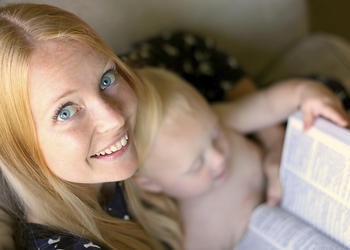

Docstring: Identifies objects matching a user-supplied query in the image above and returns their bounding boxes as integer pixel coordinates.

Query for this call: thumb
[302,111,314,131]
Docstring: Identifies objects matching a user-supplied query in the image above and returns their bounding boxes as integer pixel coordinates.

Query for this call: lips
[91,134,128,157]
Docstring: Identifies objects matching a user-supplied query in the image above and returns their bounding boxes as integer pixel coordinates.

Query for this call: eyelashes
[100,68,117,90]
[51,65,118,122]
[52,102,79,122]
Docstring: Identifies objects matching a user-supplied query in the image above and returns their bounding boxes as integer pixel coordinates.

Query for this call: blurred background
[309,0,350,42]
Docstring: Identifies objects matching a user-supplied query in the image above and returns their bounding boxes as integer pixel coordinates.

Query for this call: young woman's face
[139,93,230,200]
[29,40,138,183]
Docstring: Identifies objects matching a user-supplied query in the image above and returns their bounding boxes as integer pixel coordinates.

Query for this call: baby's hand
[299,80,349,130]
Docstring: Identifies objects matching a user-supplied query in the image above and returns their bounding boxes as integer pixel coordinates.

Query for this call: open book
[236,110,350,250]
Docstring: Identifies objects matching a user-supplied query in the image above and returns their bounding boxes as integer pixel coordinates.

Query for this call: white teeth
[111,145,117,152]
[94,134,129,157]
[121,137,127,146]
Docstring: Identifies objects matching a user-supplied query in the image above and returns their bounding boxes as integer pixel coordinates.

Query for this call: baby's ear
[133,174,163,193]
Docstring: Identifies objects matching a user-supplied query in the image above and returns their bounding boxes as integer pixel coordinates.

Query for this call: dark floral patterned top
[122,30,246,102]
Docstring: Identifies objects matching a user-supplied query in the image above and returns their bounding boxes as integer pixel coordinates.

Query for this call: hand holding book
[297,79,349,130]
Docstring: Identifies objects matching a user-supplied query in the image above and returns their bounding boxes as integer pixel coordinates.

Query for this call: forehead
[164,88,216,130]
[157,97,216,149]
[144,109,213,180]
[29,40,107,90]
[30,40,105,74]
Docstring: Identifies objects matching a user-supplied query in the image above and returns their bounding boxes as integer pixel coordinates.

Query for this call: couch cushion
[260,33,350,93]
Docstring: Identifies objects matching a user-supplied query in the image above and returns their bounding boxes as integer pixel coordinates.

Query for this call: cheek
[38,129,88,175]
[186,177,212,196]
[164,174,213,199]
[119,83,138,119]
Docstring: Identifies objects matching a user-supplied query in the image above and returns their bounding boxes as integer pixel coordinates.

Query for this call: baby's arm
[214,78,349,133]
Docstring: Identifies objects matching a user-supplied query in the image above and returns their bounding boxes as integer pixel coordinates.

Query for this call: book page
[280,111,350,248]
[235,204,346,250]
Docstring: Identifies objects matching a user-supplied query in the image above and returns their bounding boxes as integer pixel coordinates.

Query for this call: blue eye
[55,104,79,121]
[100,70,116,90]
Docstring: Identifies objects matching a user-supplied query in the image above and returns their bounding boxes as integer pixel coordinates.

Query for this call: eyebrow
[103,60,116,73]
[51,89,77,105]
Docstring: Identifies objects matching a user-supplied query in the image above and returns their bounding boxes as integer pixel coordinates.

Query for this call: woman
[0,3,160,249]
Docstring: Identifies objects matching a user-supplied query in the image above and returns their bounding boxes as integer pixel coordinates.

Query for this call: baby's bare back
[181,129,265,250]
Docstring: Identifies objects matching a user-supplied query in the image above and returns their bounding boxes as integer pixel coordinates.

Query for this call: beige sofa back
[1,0,308,77]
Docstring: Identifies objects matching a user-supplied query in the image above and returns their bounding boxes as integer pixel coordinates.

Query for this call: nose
[92,99,126,134]
[209,148,226,176]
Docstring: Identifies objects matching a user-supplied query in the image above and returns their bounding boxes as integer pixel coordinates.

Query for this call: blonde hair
[126,67,200,250]
[0,3,156,249]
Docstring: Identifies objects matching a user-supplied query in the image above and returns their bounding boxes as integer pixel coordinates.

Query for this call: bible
[236,110,350,249]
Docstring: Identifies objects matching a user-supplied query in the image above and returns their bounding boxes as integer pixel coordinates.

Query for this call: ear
[133,174,163,193]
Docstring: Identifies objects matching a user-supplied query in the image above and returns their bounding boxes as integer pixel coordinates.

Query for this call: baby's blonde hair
[134,67,194,162]
[0,3,155,249]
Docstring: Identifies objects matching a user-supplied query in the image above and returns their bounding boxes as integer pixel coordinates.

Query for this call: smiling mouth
[92,134,129,157]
